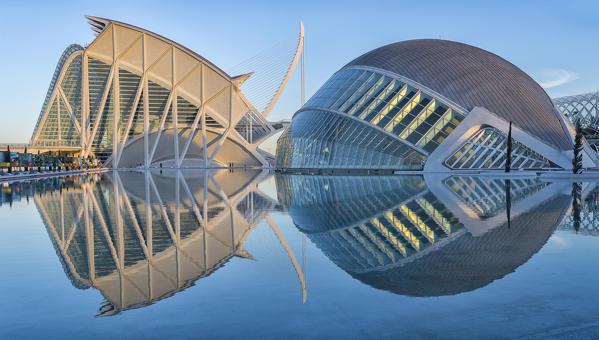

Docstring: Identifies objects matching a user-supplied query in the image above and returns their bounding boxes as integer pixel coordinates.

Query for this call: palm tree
[37,150,41,172]
[23,147,28,172]
[572,182,582,232]
[7,145,11,174]
[573,120,583,174]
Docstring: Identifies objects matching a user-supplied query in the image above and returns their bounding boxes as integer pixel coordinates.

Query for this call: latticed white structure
[553,91,599,156]
[30,16,303,168]
[554,91,599,128]
[445,127,558,170]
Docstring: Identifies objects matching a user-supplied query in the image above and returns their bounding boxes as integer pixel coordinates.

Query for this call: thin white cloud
[546,234,573,250]
[533,69,578,89]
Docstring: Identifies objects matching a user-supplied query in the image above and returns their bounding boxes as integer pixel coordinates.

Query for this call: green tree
[7,145,11,173]
[505,121,512,173]
[573,120,583,174]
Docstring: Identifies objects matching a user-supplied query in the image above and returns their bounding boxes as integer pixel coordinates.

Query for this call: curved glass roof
[345,39,572,150]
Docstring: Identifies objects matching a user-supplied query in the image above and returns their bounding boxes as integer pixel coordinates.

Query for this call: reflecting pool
[2,171,599,338]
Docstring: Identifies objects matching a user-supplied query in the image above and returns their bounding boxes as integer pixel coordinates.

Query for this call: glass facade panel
[275,110,426,170]
[32,52,83,148]
[129,94,145,138]
[283,66,471,170]
[61,54,82,122]
[329,71,369,111]
[32,45,83,141]
[88,57,112,123]
[118,69,141,141]
[37,100,59,142]
[177,96,198,126]
[91,87,114,159]
[147,80,170,131]
[234,111,271,143]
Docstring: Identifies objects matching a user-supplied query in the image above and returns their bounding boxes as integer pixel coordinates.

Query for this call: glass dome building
[276,39,599,171]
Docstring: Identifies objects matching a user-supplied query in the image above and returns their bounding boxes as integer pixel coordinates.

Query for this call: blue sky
[0,0,598,143]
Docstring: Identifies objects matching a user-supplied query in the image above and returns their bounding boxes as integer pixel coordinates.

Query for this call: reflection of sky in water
[1,172,599,338]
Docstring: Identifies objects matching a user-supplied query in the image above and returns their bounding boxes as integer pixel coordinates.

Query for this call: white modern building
[30,16,303,168]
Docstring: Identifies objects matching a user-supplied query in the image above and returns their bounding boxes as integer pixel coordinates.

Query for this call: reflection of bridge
[34,170,305,316]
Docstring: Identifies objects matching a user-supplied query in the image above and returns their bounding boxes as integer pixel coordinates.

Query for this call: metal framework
[554,91,599,128]
[444,127,558,170]
[554,91,599,155]
[34,170,307,316]
[30,16,303,168]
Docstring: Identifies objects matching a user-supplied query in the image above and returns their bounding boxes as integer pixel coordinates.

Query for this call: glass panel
[275,110,426,170]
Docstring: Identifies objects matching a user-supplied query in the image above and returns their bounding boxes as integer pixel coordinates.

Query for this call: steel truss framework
[553,91,599,155]
[30,16,303,168]
[445,127,558,170]
[34,170,306,316]
[554,91,599,129]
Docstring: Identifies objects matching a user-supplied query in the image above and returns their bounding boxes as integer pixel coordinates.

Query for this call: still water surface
[1,170,599,338]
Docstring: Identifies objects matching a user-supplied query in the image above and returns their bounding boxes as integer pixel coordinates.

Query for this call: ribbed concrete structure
[345,39,571,150]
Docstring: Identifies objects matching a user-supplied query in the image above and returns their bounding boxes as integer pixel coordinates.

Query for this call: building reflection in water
[561,183,599,235]
[32,170,306,316]
[275,174,582,297]
[10,171,599,313]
